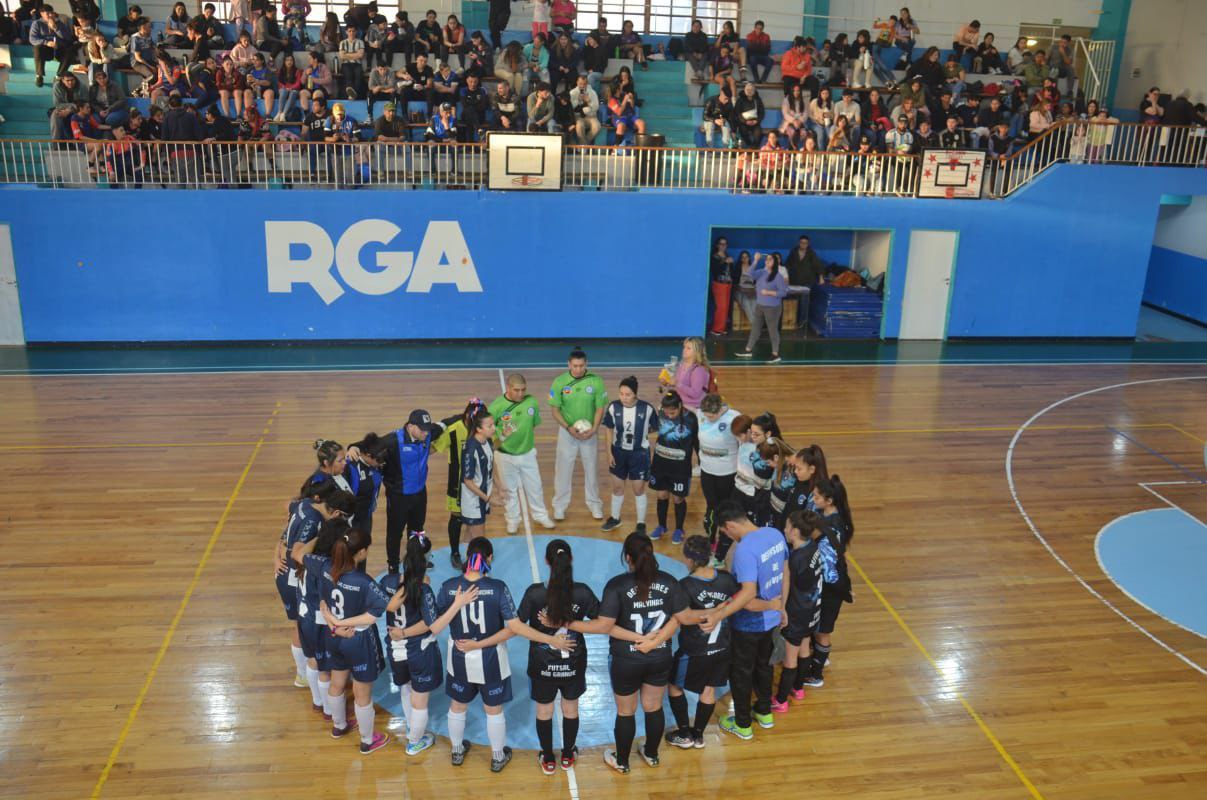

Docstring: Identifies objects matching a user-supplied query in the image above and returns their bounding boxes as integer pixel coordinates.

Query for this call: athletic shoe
[450,740,471,766]
[693,733,706,749]
[539,752,557,775]
[753,712,775,729]
[634,523,647,537]
[770,698,790,714]
[293,674,307,688]
[603,750,630,774]
[405,733,435,756]
[768,355,782,364]
[589,507,605,520]
[601,516,622,532]
[638,746,659,768]
[650,525,667,540]
[490,746,513,773]
[671,528,685,544]
[734,350,754,358]
[360,732,390,755]
[665,729,695,749]
[35,75,44,87]
[553,511,566,521]
[790,688,806,701]
[719,716,753,740]
[537,517,556,529]
[331,718,359,738]
[450,550,464,571]
[801,675,824,688]
[691,464,701,477]
[506,520,519,534]
[560,746,577,770]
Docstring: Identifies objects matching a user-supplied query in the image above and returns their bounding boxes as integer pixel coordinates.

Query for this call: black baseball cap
[408,409,435,431]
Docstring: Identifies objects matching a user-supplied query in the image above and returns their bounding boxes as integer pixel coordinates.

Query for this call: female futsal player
[296,516,350,716]
[802,475,854,688]
[432,399,488,570]
[771,510,826,710]
[697,394,741,563]
[648,391,699,545]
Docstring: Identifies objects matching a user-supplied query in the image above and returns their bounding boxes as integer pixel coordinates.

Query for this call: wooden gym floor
[1,361,1205,800]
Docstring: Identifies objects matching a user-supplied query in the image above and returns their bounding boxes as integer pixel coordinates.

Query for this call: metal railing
[987,120,1207,198]
[1076,39,1115,103]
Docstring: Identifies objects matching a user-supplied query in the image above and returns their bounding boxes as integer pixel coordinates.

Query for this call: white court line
[1005,374,1207,676]
[1139,483,1207,527]
[497,369,579,800]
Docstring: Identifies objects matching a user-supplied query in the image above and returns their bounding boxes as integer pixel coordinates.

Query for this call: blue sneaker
[405,733,435,756]
[671,528,685,544]
[649,525,666,540]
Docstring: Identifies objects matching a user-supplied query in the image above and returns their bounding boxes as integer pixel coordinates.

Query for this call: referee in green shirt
[549,347,609,520]
[488,373,556,533]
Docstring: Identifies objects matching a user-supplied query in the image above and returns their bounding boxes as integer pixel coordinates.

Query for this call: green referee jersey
[488,393,541,455]
[547,371,609,427]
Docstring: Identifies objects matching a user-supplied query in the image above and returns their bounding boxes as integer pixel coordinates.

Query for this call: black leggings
[385,489,428,572]
[700,472,735,557]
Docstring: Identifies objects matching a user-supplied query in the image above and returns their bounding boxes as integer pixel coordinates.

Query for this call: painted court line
[1107,427,1207,484]
[89,402,280,799]
[1006,375,1207,676]
[1139,483,1207,527]
[847,554,1046,800]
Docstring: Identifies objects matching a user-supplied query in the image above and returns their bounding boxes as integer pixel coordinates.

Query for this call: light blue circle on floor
[370,534,727,751]
[1095,507,1207,637]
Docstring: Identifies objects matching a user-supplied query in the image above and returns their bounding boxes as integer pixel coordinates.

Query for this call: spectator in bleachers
[850,30,873,88]
[912,117,937,150]
[389,11,412,57]
[70,11,95,68]
[1085,107,1116,163]
[442,14,466,62]
[1006,36,1028,74]
[606,79,644,141]
[806,85,832,149]
[701,86,733,147]
[942,51,966,102]
[142,104,164,140]
[364,16,389,68]
[1056,101,1076,123]
[230,30,257,70]
[70,99,106,169]
[569,74,601,144]
[372,100,406,141]
[151,52,189,105]
[582,32,608,93]
[301,51,335,107]
[414,9,441,60]
[88,68,127,127]
[755,130,787,191]
[716,21,744,79]
[162,93,203,182]
[835,91,861,128]
[780,83,807,149]
[974,95,1007,146]
[610,64,639,105]
[425,100,456,141]
[53,70,84,108]
[282,0,311,47]
[193,5,226,50]
[897,74,925,111]
[487,0,510,51]
[84,31,122,84]
[1048,35,1074,81]
[618,19,647,71]
[684,19,709,81]
[399,52,434,108]
[939,115,968,148]
[553,89,577,136]
[186,20,213,66]
[976,33,1003,74]
[255,6,290,67]
[745,20,772,85]
[827,32,852,81]
[531,0,549,39]
[337,25,366,99]
[711,43,737,100]
[432,59,460,106]
[891,8,920,68]
[247,52,277,116]
[228,0,250,37]
[1029,97,1053,138]
[105,123,145,187]
[50,102,76,140]
[906,46,943,96]
[0,7,19,44]
[163,2,189,48]
[592,16,613,56]
[343,1,375,36]
[884,115,913,153]
[549,30,579,95]
[734,81,764,149]
[952,20,979,59]
[524,32,551,89]
[324,100,356,144]
[889,94,921,130]
[929,88,958,127]
[189,56,219,111]
[491,79,520,129]
[527,82,555,132]
[201,104,237,183]
[461,30,493,80]
[987,121,1015,160]
[318,12,340,52]
[217,58,246,117]
[366,60,394,118]
[116,4,142,39]
[495,41,525,95]
[458,73,490,140]
[29,5,74,88]
[237,102,271,142]
[1021,51,1046,90]
[302,96,329,141]
[276,53,304,120]
[779,37,814,98]
[551,0,576,36]
[827,114,852,153]
[68,0,98,25]
[862,87,890,132]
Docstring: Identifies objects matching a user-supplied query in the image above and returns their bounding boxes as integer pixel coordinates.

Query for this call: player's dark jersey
[784,540,824,625]
[768,469,797,523]
[320,566,389,625]
[517,581,600,681]
[281,499,323,567]
[819,513,852,600]
[676,569,741,657]
[297,552,330,624]
[436,574,517,684]
[603,399,657,452]
[378,573,440,662]
[651,411,699,476]
[343,460,383,522]
[599,569,688,661]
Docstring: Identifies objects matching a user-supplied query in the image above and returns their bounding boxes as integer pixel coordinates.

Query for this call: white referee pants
[495,449,552,525]
[553,427,602,517]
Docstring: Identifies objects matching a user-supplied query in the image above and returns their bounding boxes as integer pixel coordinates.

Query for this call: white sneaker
[506,520,519,534]
[589,507,604,520]
[553,511,566,521]
[535,517,556,529]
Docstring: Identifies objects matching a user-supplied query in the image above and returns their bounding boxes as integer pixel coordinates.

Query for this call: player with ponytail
[801,474,854,689]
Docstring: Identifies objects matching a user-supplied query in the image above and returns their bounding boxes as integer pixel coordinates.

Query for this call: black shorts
[610,447,651,481]
[609,655,672,696]
[783,602,821,646]
[530,672,587,703]
[670,649,729,694]
[818,591,844,634]
[649,468,690,498]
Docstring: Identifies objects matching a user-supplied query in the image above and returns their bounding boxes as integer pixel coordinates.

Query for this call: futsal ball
[572,419,592,434]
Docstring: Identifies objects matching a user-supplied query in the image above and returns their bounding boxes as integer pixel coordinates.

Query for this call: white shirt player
[695,407,740,475]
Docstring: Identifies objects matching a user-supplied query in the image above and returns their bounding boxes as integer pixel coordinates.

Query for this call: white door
[899,230,957,340]
[0,224,24,346]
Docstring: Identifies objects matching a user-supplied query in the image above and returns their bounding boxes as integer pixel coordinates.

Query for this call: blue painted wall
[1145,247,1207,324]
[6,164,1207,342]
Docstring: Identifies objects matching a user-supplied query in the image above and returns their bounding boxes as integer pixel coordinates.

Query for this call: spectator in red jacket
[745,20,773,84]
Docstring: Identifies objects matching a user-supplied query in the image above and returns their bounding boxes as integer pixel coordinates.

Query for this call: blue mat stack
[809,284,883,338]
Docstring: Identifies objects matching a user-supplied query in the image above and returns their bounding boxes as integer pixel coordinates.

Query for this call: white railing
[1077,39,1115,103]
[988,121,1207,198]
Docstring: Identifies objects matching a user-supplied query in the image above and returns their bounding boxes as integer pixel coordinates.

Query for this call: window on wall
[207,1,403,24]
[575,1,742,36]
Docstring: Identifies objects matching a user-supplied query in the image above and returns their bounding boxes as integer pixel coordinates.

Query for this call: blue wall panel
[1144,246,1207,325]
[6,165,1207,343]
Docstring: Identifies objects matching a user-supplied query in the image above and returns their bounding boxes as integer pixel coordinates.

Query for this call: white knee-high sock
[290,645,307,679]
[329,690,347,730]
[399,683,414,730]
[355,702,375,745]
[635,494,648,525]
[306,665,322,707]
[409,707,429,744]
[487,712,507,760]
[611,494,623,519]
[448,710,467,753]
[318,677,331,709]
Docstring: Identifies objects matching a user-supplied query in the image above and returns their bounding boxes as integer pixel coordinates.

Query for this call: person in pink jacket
[551,0,576,35]
[662,337,712,411]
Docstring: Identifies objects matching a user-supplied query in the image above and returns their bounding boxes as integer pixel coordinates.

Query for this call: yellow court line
[1164,423,1206,446]
[89,401,281,799]
[847,553,1046,800]
[0,439,311,452]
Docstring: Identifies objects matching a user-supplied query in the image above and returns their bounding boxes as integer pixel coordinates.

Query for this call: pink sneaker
[770,698,790,714]
[360,732,390,755]
[790,688,806,702]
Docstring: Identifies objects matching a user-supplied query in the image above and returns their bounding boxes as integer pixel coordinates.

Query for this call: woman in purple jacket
[735,252,788,363]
